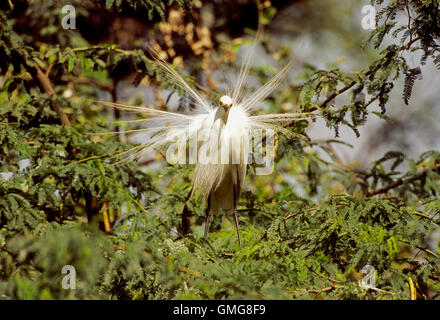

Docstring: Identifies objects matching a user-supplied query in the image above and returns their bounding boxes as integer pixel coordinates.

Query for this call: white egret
[100,31,316,245]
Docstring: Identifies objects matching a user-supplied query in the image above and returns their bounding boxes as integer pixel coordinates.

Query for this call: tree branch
[366,163,440,197]
[15,50,71,126]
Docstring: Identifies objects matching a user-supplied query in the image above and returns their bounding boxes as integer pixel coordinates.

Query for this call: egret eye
[219,95,233,108]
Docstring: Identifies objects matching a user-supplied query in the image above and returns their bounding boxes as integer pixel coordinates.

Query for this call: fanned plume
[231,27,262,104]
[150,50,213,113]
[240,56,298,112]
[97,28,316,200]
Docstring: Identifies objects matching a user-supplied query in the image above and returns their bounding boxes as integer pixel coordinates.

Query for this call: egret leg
[233,209,241,246]
[204,195,212,238]
[232,181,242,246]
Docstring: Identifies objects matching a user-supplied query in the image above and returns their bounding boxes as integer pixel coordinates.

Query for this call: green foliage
[105,0,192,20]
[0,0,439,300]
[297,0,440,137]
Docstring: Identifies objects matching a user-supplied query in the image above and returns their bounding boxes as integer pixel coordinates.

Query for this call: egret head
[219,95,233,112]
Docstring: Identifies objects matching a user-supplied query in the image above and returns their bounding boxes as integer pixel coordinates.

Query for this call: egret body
[196,95,247,245]
[100,33,316,245]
